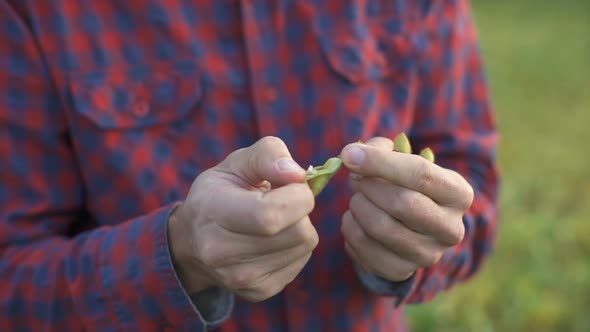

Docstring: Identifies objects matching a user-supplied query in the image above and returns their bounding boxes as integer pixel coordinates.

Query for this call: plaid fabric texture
[0,0,499,331]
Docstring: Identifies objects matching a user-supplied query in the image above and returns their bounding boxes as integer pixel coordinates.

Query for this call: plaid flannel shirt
[0,0,499,331]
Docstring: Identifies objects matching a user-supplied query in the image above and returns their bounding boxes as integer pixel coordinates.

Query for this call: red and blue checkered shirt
[0,0,499,331]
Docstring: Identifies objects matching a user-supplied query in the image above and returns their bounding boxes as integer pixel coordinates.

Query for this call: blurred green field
[406,1,590,331]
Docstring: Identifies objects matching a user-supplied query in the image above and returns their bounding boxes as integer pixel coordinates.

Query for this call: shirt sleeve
[355,0,500,306]
[0,2,232,331]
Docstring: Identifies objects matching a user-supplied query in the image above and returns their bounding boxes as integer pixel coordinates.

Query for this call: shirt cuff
[354,263,421,307]
[98,203,233,330]
[189,287,234,327]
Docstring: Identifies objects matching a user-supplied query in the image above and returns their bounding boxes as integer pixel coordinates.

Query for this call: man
[0,0,499,331]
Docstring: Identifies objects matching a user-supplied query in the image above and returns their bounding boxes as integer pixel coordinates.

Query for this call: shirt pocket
[312,1,424,85]
[317,24,420,86]
[68,62,204,130]
[62,62,206,219]
[310,6,424,141]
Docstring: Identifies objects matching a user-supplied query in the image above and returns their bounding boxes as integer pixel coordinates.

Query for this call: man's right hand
[168,136,318,303]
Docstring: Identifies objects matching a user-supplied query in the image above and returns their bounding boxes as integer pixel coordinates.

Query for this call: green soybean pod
[306,157,343,196]
[419,147,436,163]
[393,133,412,154]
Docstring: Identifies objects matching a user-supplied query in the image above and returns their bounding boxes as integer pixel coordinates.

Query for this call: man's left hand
[339,137,474,282]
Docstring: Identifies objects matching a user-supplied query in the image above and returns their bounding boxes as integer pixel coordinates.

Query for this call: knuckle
[258,136,285,151]
[302,186,316,212]
[413,161,436,191]
[415,247,441,267]
[292,220,319,251]
[198,238,225,268]
[349,193,364,214]
[459,183,475,209]
[222,148,246,166]
[250,136,287,174]
[304,227,320,251]
[350,226,367,247]
[444,221,466,246]
[393,189,420,216]
[224,267,260,290]
[230,147,247,159]
[387,260,419,281]
[253,207,281,236]
[260,282,284,300]
[448,171,474,209]
[362,213,389,241]
[290,220,307,242]
[344,221,366,248]
[391,269,416,282]
[288,183,316,216]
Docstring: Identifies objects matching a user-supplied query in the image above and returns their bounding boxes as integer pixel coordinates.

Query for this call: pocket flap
[318,24,420,84]
[69,64,203,130]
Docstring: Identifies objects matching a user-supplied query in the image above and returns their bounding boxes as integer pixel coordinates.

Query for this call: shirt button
[133,101,150,117]
[263,87,278,103]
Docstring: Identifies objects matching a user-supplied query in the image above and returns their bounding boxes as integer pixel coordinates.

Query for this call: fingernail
[277,158,303,172]
[343,145,366,166]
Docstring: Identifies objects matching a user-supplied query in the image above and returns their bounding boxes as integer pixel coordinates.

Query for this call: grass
[406,1,590,331]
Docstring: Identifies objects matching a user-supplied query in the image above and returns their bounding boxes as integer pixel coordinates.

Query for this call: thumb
[222,136,307,187]
[347,137,393,192]
[363,136,394,151]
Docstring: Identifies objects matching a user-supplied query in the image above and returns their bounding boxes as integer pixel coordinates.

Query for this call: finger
[244,230,317,272]
[348,137,393,192]
[344,242,372,274]
[202,217,318,266]
[363,136,394,151]
[234,252,312,302]
[218,237,316,291]
[341,211,417,281]
[212,182,315,236]
[344,243,414,282]
[349,192,447,266]
[237,217,317,256]
[356,178,464,246]
[221,136,307,187]
[349,173,362,193]
[340,143,467,206]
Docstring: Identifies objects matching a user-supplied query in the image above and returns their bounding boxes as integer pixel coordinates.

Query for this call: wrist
[168,203,213,294]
